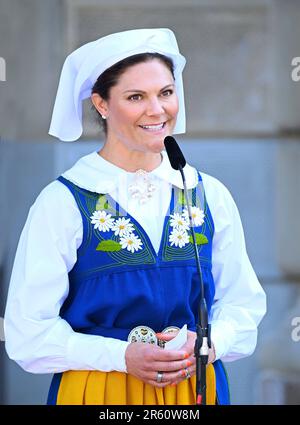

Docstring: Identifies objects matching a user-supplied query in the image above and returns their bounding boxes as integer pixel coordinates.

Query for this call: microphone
[163,136,211,406]
[164,136,186,170]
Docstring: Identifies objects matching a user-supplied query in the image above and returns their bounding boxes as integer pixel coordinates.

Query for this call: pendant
[128,169,156,205]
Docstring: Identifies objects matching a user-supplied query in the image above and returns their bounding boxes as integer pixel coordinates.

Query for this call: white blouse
[4,151,266,374]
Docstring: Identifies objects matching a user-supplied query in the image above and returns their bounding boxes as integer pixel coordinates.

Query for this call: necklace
[128,169,157,205]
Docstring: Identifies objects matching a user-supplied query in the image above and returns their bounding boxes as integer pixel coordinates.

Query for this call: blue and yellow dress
[47,171,230,405]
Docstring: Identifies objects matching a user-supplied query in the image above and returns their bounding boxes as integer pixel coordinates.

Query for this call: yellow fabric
[56,364,216,405]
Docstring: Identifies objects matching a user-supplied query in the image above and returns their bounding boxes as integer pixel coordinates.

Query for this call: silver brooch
[128,169,156,205]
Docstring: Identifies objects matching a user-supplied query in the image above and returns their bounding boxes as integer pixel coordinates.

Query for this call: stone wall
[66,0,275,137]
[2,0,294,141]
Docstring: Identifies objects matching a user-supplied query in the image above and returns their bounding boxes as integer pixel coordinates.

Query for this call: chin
[149,138,165,153]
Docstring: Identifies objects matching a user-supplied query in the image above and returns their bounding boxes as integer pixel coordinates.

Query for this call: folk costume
[4,28,266,405]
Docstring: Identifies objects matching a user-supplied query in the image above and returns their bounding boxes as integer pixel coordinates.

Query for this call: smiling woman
[91,56,179,171]
[91,52,176,134]
[4,28,266,406]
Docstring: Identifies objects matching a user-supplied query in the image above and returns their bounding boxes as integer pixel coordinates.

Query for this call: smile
[139,122,166,131]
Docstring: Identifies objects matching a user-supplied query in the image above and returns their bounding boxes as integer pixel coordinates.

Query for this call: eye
[161,89,174,97]
[128,94,142,101]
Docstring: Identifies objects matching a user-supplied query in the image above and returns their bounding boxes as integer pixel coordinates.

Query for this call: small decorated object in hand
[128,169,156,204]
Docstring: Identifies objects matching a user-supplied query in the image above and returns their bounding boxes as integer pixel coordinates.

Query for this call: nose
[145,96,165,116]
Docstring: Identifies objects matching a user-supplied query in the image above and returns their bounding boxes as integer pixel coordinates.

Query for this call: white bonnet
[49,28,186,141]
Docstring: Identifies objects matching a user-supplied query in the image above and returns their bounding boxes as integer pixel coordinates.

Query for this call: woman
[4,28,266,405]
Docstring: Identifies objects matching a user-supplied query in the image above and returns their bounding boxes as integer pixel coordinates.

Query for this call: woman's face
[98,59,179,154]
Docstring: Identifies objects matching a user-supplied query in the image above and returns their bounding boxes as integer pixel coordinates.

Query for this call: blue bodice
[50,173,230,405]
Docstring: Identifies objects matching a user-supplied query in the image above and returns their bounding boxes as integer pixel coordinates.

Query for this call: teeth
[140,123,164,130]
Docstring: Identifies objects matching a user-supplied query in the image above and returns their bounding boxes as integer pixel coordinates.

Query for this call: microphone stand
[178,164,211,406]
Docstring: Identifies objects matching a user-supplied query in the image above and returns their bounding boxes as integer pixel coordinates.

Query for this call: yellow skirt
[56,364,216,405]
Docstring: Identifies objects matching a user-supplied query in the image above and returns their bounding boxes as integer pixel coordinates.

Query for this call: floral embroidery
[91,209,143,253]
[90,210,114,232]
[168,207,207,249]
[183,206,205,227]
[169,212,190,232]
[112,217,134,237]
[96,240,122,252]
[169,228,190,248]
[119,233,143,253]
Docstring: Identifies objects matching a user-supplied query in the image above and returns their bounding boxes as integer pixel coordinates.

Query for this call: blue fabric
[214,360,230,405]
[47,373,62,405]
[47,172,230,405]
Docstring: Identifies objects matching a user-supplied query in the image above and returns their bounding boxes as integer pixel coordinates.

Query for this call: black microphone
[163,135,211,406]
[164,136,186,170]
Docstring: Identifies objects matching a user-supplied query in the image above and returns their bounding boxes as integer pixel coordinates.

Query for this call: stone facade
[65,0,275,137]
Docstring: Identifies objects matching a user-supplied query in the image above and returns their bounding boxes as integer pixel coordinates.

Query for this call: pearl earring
[101,115,106,120]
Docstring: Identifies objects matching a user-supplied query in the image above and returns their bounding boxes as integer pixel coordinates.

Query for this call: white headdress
[49,28,186,142]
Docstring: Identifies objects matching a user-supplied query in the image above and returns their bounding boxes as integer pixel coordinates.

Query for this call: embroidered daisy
[169,213,190,231]
[120,233,143,253]
[90,210,114,232]
[111,217,135,237]
[169,228,190,248]
[183,207,205,227]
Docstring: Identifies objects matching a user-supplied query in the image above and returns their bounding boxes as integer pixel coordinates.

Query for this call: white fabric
[49,28,186,142]
[62,151,197,253]
[4,151,266,373]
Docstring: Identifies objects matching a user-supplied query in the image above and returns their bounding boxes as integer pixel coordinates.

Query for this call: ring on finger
[184,368,191,379]
[156,371,164,383]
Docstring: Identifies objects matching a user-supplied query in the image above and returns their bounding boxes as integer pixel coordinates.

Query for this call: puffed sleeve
[4,181,129,374]
[201,173,267,362]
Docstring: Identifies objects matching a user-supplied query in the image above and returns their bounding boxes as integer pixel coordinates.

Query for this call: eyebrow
[123,84,175,94]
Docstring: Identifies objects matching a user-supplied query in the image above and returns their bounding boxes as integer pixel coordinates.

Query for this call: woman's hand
[125,342,191,387]
[156,330,216,386]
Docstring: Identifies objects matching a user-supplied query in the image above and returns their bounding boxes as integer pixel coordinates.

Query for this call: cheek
[174,96,180,113]
[113,103,141,127]
[168,97,179,117]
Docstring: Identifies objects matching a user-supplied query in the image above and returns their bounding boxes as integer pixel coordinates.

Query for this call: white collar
[62,150,198,194]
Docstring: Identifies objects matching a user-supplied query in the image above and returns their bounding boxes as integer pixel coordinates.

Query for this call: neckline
[62,150,199,195]
[96,150,164,175]
[105,186,175,260]
[93,150,165,177]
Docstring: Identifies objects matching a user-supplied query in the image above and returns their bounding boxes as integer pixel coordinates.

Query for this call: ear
[91,93,108,118]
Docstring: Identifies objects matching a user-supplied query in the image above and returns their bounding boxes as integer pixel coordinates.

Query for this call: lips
[138,122,166,131]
